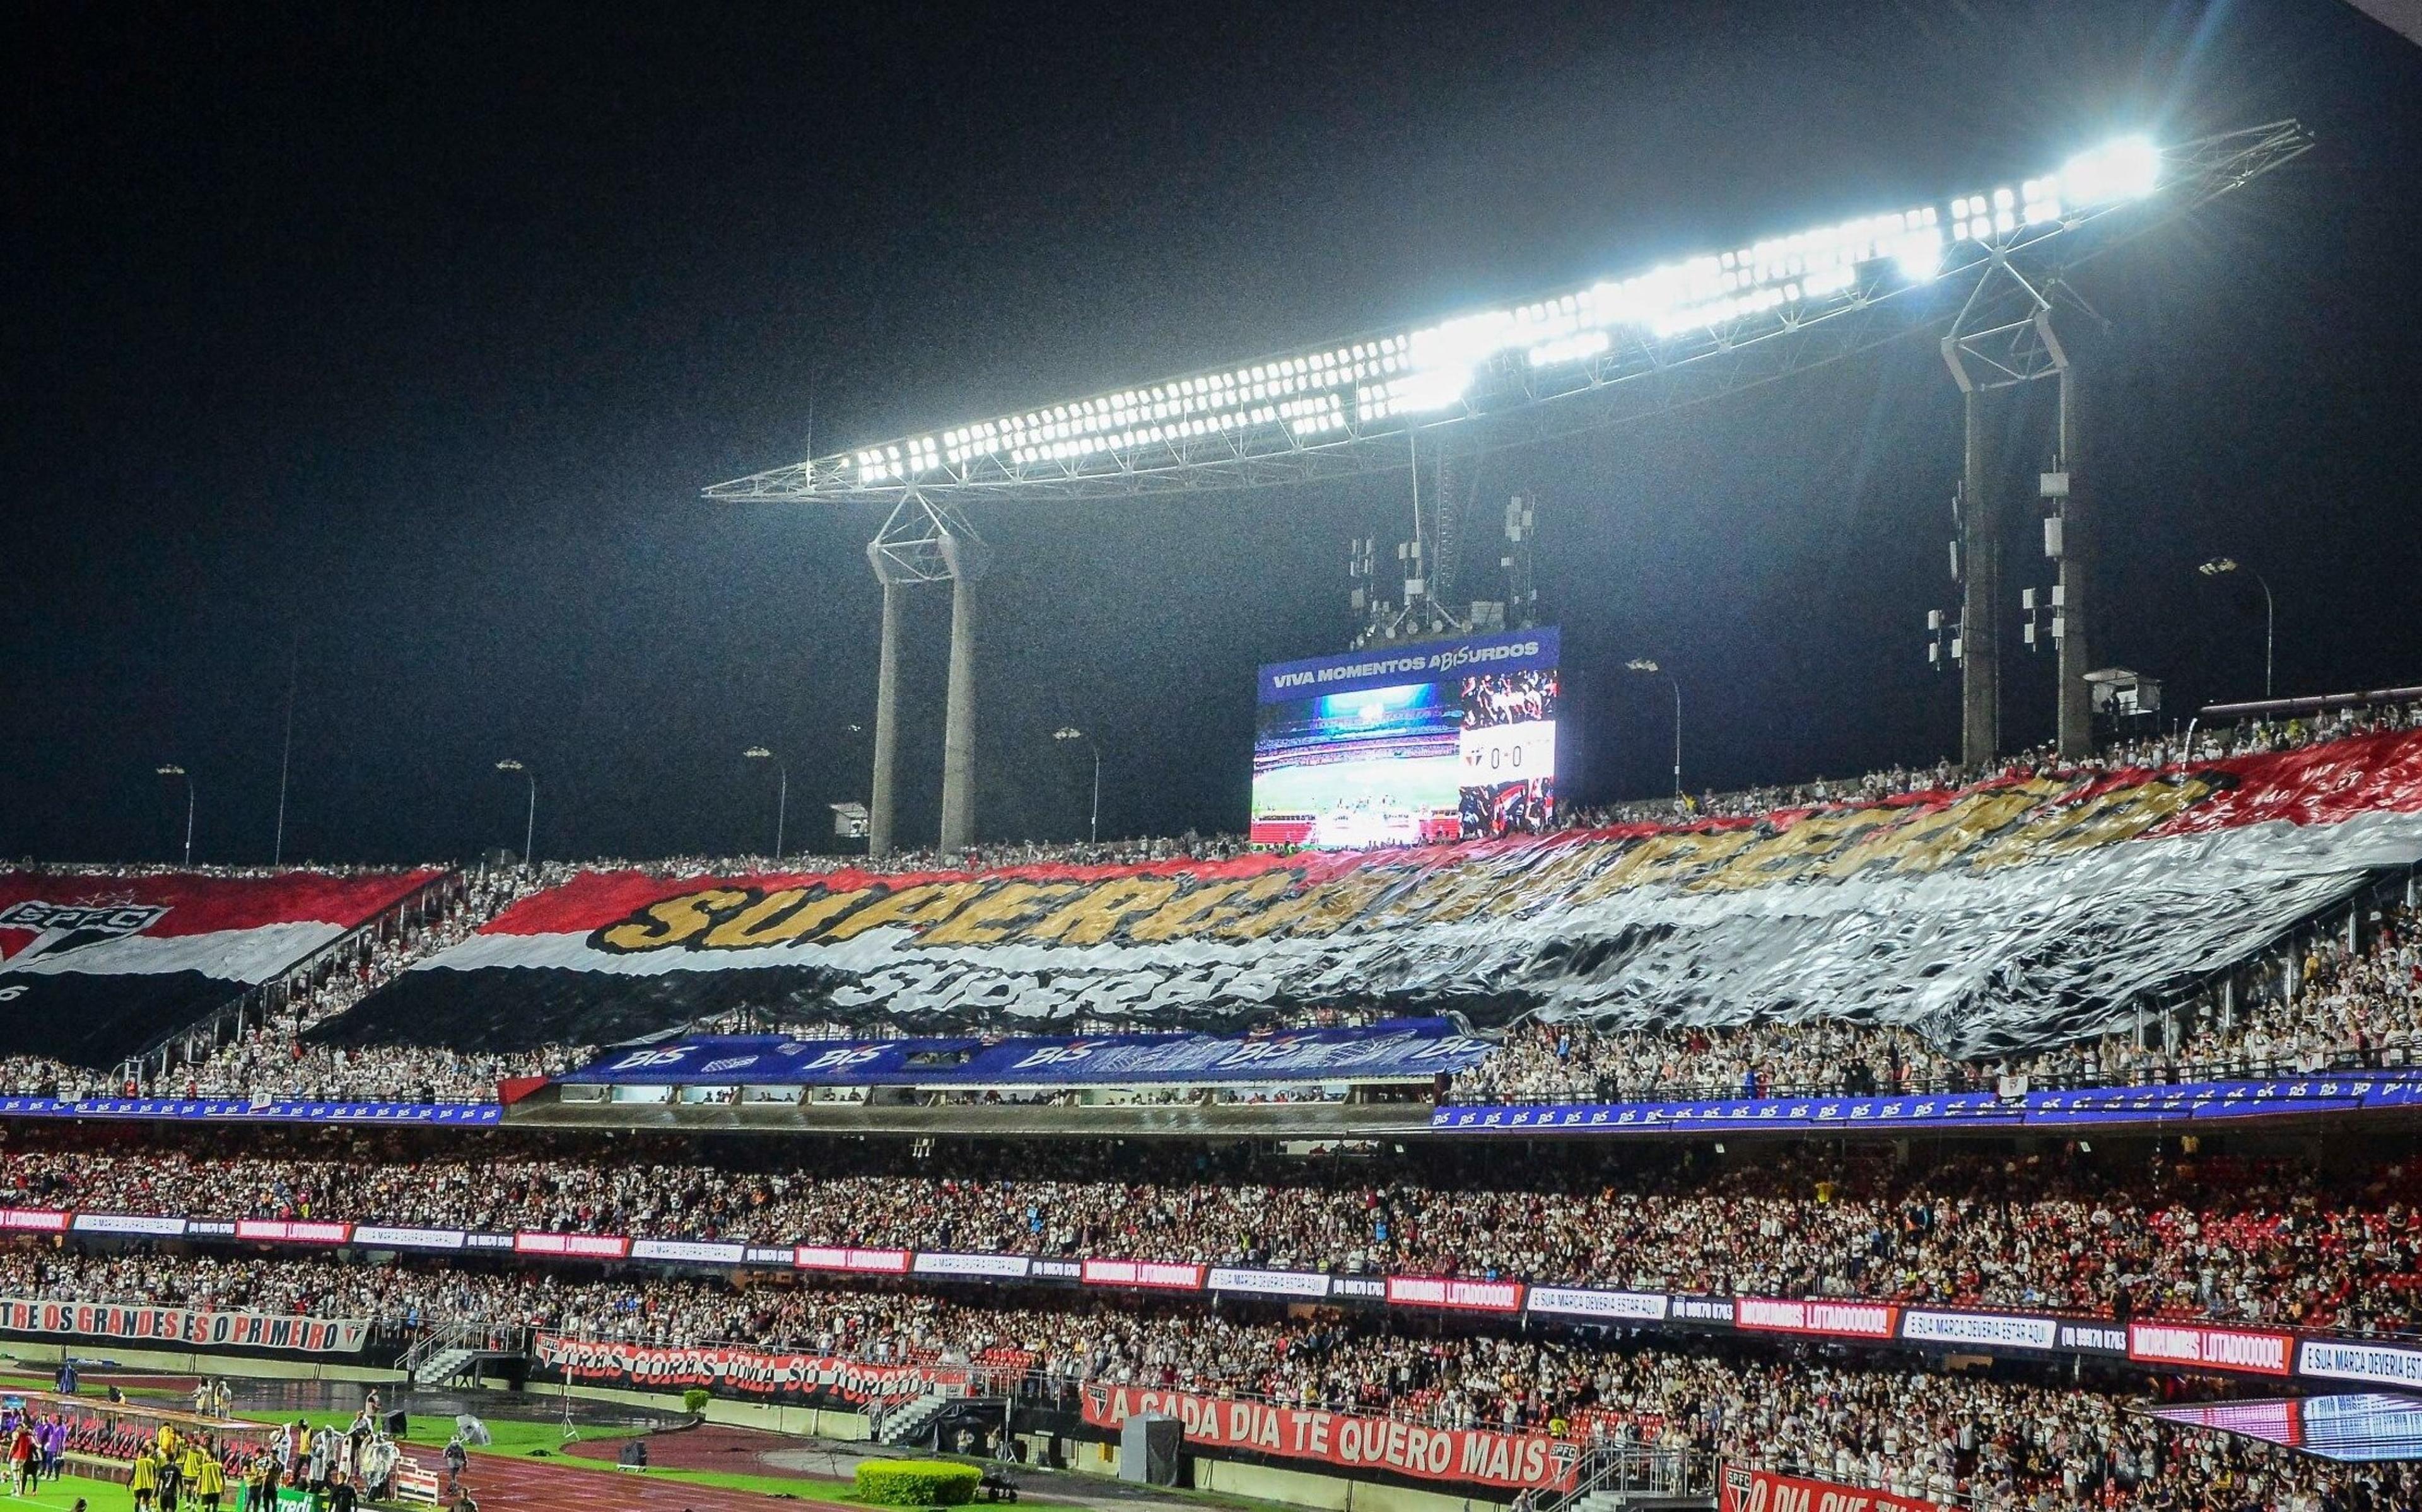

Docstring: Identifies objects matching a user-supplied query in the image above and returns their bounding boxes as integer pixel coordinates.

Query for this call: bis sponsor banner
[560,1020,1489,1089]
[2127,1322,2294,1376]
[0,868,445,1068]
[1080,1385,1579,1493]
[1720,1464,1945,1512]
[534,1334,969,1407]
[1436,1073,2422,1136]
[340,735,2422,1055]
[0,1298,367,1355]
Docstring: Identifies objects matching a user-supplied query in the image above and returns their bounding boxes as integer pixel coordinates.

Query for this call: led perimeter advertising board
[1249,627,1559,848]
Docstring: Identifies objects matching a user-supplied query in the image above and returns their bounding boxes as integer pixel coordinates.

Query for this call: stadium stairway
[877,1387,975,1448]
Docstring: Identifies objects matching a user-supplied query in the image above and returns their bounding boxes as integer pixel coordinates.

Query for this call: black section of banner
[313,965,860,1052]
[0,970,245,1070]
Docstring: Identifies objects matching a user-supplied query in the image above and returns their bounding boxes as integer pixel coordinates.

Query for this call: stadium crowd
[7,1133,2422,1334]
[0,1246,2406,1509]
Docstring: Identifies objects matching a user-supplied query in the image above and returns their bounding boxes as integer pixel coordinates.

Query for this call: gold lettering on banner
[1695,808,1898,891]
[701,887,862,948]
[817,882,985,941]
[920,882,1083,946]
[1025,877,1184,945]
[596,888,751,951]
[1125,873,1295,943]
[1882,781,2068,874]
[1968,774,2216,869]
[1218,869,1396,940]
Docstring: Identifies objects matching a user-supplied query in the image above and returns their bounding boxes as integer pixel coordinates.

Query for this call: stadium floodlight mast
[709,129,2304,509]
[708,124,2307,840]
[155,764,194,867]
[744,746,788,860]
[494,759,536,869]
[1053,726,1101,844]
[1623,661,1683,797]
[2197,557,2274,698]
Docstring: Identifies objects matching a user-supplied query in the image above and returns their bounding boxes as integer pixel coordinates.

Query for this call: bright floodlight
[743,745,774,759]
[822,136,2163,487]
[495,758,525,772]
[715,125,2316,507]
[2199,557,2239,576]
[155,764,185,777]
[1625,658,1661,673]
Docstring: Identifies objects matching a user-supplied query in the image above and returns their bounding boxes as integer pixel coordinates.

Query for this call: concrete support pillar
[2054,363,2092,761]
[868,578,903,860]
[939,566,978,855]
[1961,389,2002,771]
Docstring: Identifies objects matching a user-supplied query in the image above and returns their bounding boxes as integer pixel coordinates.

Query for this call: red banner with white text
[1720,1464,1946,1512]
[1080,1384,1579,1492]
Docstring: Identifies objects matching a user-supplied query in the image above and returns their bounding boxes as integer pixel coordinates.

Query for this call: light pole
[495,759,536,868]
[2197,557,2274,699]
[744,747,788,860]
[1624,660,1682,796]
[1053,727,1101,846]
[156,765,194,866]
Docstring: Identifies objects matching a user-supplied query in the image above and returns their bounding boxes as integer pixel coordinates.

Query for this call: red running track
[462,1453,856,1512]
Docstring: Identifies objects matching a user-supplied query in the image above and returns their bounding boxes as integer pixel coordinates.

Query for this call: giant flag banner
[0,869,447,1067]
[331,734,2422,1057]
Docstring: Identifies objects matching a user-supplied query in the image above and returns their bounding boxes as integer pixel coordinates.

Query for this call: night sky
[6,1,2419,867]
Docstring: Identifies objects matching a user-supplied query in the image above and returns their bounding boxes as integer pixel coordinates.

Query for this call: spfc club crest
[0,900,170,967]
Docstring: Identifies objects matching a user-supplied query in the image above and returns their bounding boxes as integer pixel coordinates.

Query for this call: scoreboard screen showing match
[1249,627,1559,849]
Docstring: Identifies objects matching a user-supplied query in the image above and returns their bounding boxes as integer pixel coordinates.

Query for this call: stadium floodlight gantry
[709,124,2309,854]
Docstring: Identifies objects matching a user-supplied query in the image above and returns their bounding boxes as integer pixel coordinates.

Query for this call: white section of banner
[0,921,348,982]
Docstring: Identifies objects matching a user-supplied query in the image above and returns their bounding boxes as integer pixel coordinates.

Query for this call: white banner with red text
[532,1333,971,1406]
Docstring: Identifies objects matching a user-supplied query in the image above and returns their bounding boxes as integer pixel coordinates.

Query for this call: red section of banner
[1080,1259,1206,1291]
[794,1245,913,1274]
[496,1075,550,1105]
[1719,1465,1946,1512]
[0,869,444,939]
[1735,1298,1900,1340]
[2127,1322,2295,1376]
[2148,731,2422,835]
[1081,1385,1576,1492]
[514,1230,631,1259]
[0,1209,71,1233]
[1384,1276,1526,1313]
[233,1219,351,1245]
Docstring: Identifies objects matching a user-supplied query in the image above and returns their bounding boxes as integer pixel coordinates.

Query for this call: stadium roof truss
[707,122,2311,507]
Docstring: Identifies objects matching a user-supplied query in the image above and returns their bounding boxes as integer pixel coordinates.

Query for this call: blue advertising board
[1431,1071,2422,1134]
[563,1017,1492,1088]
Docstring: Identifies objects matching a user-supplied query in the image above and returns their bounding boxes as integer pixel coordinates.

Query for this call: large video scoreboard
[1249,627,1559,849]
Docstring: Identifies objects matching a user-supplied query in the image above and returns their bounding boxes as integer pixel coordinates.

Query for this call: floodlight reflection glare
[877,136,2163,486]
